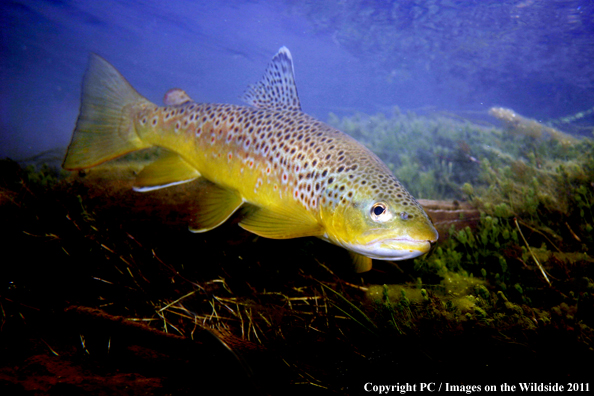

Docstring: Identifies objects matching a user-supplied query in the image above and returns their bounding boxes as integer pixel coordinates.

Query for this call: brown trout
[63,47,438,272]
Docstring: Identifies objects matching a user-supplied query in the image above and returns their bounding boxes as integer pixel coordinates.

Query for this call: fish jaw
[327,234,436,261]
[367,237,434,260]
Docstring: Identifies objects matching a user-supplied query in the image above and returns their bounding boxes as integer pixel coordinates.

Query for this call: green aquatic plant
[574,184,594,233]
[329,108,494,200]
[23,163,63,187]
[330,109,594,219]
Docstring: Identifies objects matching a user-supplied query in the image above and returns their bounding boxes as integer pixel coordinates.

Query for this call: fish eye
[370,202,389,222]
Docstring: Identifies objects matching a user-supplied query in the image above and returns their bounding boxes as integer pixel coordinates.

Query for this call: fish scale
[63,46,438,272]
[141,103,421,215]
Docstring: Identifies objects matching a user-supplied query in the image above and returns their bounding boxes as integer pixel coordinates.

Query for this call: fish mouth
[348,237,436,261]
[378,238,433,260]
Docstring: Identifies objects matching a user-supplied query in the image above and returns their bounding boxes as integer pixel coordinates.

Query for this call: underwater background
[2,1,594,395]
[2,0,594,158]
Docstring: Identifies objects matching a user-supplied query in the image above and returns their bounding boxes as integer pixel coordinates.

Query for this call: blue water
[2,0,593,159]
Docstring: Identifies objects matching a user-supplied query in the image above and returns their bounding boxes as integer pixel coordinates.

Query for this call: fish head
[320,174,438,261]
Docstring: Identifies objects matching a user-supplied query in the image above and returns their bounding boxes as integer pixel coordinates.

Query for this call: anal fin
[133,151,200,192]
[189,183,244,233]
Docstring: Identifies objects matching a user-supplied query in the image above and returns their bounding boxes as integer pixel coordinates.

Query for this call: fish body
[63,47,438,272]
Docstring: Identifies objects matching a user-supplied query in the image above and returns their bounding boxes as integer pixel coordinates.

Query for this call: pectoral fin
[133,151,200,192]
[239,206,322,239]
[349,252,373,273]
[189,183,244,233]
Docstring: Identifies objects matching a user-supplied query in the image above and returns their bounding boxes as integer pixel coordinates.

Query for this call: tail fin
[63,54,154,170]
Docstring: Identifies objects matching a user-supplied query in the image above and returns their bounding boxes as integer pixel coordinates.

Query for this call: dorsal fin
[164,88,193,106]
[242,46,302,112]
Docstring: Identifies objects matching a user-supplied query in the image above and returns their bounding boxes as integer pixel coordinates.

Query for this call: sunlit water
[2,0,593,159]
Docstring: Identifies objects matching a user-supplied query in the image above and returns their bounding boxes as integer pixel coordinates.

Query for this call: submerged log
[489,107,579,146]
[418,199,480,237]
